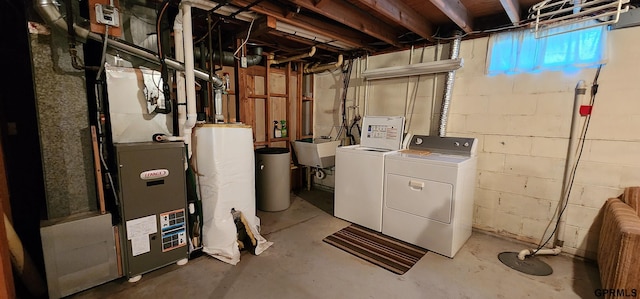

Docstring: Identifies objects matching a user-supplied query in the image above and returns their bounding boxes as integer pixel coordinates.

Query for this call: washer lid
[360,116,405,150]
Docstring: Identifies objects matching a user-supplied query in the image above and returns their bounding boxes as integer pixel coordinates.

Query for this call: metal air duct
[438,32,462,137]
[35,0,223,87]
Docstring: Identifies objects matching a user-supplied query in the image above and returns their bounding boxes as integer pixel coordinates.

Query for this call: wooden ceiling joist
[499,0,521,24]
[286,0,402,47]
[350,0,434,40]
[428,0,473,33]
[231,0,373,50]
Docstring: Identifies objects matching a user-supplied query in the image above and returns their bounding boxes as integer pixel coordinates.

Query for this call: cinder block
[483,135,532,155]
[619,166,640,187]
[504,155,565,180]
[574,162,622,187]
[573,227,600,257]
[494,211,523,236]
[512,72,575,94]
[465,114,510,134]
[564,204,601,232]
[522,176,563,201]
[505,115,570,138]
[445,114,466,134]
[451,75,470,96]
[590,87,640,115]
[474,188,500,209]
[367,51,411,69]
[521,218,555,241]
[488,94,537,116]
[473,206,496,230]
[577,185,622,209]
[449,94,489,114]
[406,113,431,134]
[498,193,554,221]
[464,75,515,96]
[409,95,432,115]
[535,92,574,116]
[561,225,581,249]
[414,77,438,98]
[531,137,569,159]
[477,152,506,172]
[589,140,640,167]
[588,116,640,141]
[478,171,527,194]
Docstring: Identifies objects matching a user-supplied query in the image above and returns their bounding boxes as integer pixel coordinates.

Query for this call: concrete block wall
[449,26,640,259]
[314,25,640,260]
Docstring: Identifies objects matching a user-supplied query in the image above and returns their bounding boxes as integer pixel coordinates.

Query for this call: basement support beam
[231,0,373,49]
[351,0,434,40]
[428,0,473,33]
[286,0,402,47]
[499,0,521,24]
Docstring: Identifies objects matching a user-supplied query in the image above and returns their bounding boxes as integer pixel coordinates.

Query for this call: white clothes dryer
[382,135,477,258]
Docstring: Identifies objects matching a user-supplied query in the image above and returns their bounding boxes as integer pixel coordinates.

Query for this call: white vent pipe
[438,32,462,137]
[182,2,198,159]
[174,10,187,141]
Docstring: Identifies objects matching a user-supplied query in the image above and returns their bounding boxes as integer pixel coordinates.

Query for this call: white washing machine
[382,135,477,258]
[334,116,405,232]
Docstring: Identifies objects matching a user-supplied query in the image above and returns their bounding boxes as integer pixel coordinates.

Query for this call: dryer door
[385,173,453,224]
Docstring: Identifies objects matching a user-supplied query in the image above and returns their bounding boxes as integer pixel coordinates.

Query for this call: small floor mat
[323,224,428,275]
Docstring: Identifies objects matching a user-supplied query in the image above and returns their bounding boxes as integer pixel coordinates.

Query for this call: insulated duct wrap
[438,32,462,137]
[193,124,273,265]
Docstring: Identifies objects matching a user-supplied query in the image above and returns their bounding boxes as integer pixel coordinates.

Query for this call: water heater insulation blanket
[193,124,272,265]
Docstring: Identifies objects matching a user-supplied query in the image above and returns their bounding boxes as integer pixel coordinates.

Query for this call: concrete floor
[70,189,601,299]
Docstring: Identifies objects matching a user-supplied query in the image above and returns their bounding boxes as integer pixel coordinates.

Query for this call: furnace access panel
[115,142,188,279]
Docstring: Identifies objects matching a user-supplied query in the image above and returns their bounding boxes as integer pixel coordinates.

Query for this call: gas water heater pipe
[517,80,587,260]
[174,10,187,140]
[36,0,223,83]
[156,9,188,144]
[268,46,316,65]
[303,55,344,74]
[181,2,198,159]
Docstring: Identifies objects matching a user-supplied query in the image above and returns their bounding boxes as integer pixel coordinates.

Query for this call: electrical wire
[531,64,603,255]
[93,25,120,206]
[334,59,353,142]
[233,17,255,59]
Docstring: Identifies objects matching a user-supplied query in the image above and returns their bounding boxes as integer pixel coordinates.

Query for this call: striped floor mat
[323,224,428,275]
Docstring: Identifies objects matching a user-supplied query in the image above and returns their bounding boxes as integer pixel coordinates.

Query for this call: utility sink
[292,139,341,168]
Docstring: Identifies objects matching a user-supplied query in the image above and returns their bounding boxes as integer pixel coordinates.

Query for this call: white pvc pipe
[182,3,198,159]
[517,80,587,261]
[364,55,370,116]
[174,9,187,140]
[517,247,562,260]
[555,80,587,246]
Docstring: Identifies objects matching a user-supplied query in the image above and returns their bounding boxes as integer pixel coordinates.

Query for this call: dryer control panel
[408,135,477,156]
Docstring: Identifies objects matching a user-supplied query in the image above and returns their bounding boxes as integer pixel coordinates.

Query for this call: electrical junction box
[241,56,248,68]
[95,3,120,27]
[115,142,188,280]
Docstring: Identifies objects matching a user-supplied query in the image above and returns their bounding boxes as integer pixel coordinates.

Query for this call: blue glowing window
[487,21,607,75]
